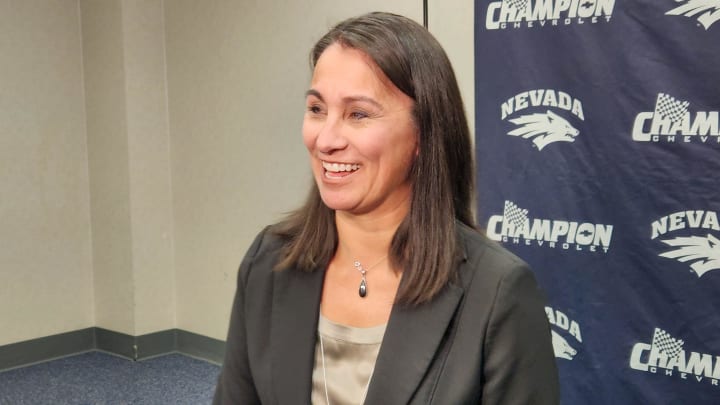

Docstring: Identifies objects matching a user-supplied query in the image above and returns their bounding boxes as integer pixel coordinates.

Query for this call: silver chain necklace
[319,333,373,405]
[353,255,387,298]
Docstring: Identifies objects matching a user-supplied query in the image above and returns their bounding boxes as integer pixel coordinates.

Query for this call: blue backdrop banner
[474,1,720,403]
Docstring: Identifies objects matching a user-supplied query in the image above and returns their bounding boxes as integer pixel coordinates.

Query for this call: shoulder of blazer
[454,221,532,285]
[237,225,288,284]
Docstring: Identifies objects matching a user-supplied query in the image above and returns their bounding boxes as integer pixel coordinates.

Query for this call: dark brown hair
[273,12,475,306]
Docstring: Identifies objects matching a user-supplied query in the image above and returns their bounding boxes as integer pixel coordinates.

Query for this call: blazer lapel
[271,266,325,405]
[365,282,464,404]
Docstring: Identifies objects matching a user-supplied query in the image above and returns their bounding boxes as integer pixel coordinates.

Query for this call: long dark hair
[273,12,475,306]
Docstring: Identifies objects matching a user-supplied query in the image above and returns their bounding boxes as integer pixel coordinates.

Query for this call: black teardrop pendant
[359,278,367,298]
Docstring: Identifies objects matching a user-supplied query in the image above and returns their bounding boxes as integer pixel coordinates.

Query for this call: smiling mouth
[322,161,360,178]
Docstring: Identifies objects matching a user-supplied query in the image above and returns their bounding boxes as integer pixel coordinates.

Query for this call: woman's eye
[349,111,369,120]
[307,105,323,114]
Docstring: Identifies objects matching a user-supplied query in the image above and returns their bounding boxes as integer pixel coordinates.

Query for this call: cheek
[354,137,385,161]
[391,130,419,175]
[301,120,316,151]
[356,125,394,156]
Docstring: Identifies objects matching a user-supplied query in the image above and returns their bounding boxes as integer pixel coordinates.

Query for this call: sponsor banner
[630,328,720,387]
[484,0,616,30]
[486,201,613,253]
[632,93,720,143]
[475,0,719,402]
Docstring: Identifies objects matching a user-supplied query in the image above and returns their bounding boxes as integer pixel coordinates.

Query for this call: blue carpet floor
[0,351,220,404]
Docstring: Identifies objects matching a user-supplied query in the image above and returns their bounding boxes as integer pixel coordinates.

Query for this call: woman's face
[303,43,417,217]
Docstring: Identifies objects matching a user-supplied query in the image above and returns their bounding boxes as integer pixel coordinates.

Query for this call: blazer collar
[365,225,471,403]
[364,281,464,404]
[270,265,325,405]
[270,224,470,404]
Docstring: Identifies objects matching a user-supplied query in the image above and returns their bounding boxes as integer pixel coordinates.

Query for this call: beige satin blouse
[311,315,387,405]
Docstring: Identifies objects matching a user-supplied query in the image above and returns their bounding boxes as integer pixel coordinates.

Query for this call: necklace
[319,333,373,405]
[353,255,387,298]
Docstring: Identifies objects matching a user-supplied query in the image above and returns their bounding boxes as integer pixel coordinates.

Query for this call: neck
[334,202,408,265]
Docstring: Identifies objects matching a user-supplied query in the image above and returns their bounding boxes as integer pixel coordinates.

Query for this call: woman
[214,12,559,405]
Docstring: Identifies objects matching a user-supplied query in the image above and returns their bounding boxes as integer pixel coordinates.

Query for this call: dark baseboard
[95,327,136,359]
[176,329,225,364]
[136,329,178,360]
[0,328,226,371]
[0,328,95,371]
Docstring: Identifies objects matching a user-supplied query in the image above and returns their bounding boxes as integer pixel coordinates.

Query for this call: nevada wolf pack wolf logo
[660,234,720,277]
[551,330,577,360]
[507,110,580,150]
[546,306,582,360]
[666,0,720,30]
[651,211,720,277]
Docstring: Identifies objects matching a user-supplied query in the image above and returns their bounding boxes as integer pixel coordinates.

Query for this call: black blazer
[214,223,559,404]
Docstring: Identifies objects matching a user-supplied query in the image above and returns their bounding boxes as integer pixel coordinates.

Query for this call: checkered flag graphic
[503,201,529,228]
[504,0,528,9]
[651,328,684,359]
[654,93,690,124]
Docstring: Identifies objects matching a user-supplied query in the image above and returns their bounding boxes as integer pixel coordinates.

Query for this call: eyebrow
[305,89,384,111]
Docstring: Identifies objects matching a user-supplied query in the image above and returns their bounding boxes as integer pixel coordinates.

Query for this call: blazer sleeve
[481,264,560,405]
[213,228,268,405]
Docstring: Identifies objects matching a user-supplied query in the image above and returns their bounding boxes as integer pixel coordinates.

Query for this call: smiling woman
[303,44,417,217]
[214,12,559,405]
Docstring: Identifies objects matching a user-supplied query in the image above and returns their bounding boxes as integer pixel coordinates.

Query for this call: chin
[318,195,355,212]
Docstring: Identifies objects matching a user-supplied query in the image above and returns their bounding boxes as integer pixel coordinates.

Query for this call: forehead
[310,43,400,99]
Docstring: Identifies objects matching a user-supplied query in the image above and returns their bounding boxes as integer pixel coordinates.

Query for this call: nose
[314,115,348,155]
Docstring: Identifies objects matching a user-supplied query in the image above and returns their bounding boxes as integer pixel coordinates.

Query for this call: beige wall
[429,0,475,140]
[81,0,175,336]
[81,0,135,336]
[122,0,176,336]
[1,0,475,346]
[0,0,94,345]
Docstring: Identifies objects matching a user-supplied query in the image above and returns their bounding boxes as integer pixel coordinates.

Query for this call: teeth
[323,161,360,172]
